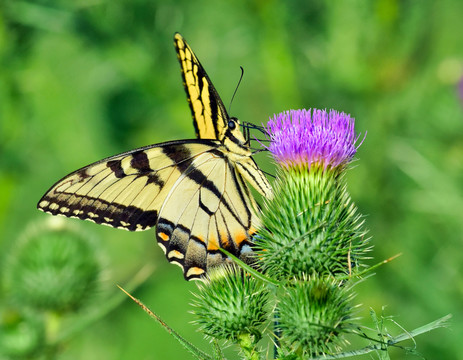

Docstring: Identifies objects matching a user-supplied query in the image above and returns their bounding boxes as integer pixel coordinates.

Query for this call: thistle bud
[3,219,103,312]
[277,276,354,357]
[191,266,269,342]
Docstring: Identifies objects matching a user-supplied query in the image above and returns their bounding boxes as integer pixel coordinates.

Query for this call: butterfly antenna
[243,117,251,145]
[251,148,270,155]
[262,169,276,179]
[243,122,267,136]
[228,66,245,115]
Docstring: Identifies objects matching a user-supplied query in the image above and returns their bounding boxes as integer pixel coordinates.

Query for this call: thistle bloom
[265,109,362,169]
[250,108,368,356]
[256,108,368,280]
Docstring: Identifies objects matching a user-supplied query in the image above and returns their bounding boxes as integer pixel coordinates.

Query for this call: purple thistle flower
[265,109,363,169]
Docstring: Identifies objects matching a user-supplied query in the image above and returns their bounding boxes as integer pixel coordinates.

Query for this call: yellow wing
[38,140,260,280]
[174,33,272,199]
[174,33,229,141]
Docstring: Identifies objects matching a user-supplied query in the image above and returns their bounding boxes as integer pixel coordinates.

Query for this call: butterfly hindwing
[156,149,259,279]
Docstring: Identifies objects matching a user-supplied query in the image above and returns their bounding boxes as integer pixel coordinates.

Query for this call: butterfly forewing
[174,33,229,142]
[38,141,216,231]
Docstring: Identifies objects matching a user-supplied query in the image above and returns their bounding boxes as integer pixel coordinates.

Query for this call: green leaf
[308,314,452,359]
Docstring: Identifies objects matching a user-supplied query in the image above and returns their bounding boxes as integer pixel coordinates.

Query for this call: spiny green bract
[255,165,369,280]
[277,276,354,357]
[191,265,269,341]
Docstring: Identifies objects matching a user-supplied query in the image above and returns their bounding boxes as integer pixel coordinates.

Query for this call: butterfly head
[222,116,249,151]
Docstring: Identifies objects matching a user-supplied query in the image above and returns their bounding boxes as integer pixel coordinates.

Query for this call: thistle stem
[236,333,259,360]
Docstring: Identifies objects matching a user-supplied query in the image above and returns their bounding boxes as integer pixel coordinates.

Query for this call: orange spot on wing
[168,250,184,260]
[186,267,205,278]
[233,230,249,246]
[219,231,229,248]
[207,237,219,251]
[158,232,169,241]
[196,235,206,244]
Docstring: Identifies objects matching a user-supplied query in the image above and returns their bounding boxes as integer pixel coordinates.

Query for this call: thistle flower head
[265,109,363,170]
[256,108,369,279]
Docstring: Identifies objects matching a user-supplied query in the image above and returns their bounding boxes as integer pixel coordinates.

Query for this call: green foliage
[0,0,461,359]
[197,157,364,358]
[189,159,427,359]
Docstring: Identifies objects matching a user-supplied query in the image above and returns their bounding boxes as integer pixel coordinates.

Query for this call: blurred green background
[1,0,462,359]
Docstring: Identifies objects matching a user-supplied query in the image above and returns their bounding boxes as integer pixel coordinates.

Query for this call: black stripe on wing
[39,193,158,231]
[162,144,251,229]
[37,139,222,232]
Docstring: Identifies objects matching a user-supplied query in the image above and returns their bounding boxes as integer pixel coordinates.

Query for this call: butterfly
[37,33,272,280]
